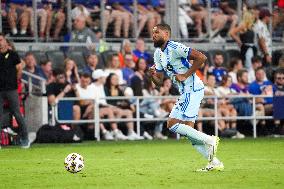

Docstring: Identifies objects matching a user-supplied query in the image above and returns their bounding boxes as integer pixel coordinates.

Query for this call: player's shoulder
[168,40,187,48]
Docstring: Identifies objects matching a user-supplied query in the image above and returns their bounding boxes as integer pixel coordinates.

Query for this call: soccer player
[149,23,224,171]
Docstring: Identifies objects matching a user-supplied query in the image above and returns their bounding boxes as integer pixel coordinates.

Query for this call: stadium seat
[100,50,117,67]
[226,49,241,60]
[208,49,229,68]
[65,51,86,72]
[32,51,48,64]
[46,51,66,70]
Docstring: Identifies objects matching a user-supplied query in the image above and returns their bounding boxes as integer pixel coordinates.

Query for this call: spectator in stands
[111,0,152,37]
[133,38,152,65]
[178,0,194,39]
[64,58,80,84]
[228,58,243,84]
[248,56,265,83]
[105,54,125,85]
[159,77,179,113]
[248,67,274,116]
[198,73,227,134]
[279,56,284,68]
[122,53,135,86]
[130,58,147,96]
[215,75,245,138]
[75,73,123,140]
[83,53,99,77]
[44,0,66,40]
[39,60,54,84]
[7,1,30,35]
[94,28,109,53]
[141,77,168,140]
[22,52,43,84]
[254,9,273,65]
[118,39,138,68]
[46,69,81,128]
[230,10,257,70]
[208,52,227,85]
[274,68,284,96]
[92,70,141,140]
[69,16,97,53]
[71,3,96,28]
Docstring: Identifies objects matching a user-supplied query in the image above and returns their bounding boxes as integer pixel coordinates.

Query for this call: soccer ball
[64,153,84,173]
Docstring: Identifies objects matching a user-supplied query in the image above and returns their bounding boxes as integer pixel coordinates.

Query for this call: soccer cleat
[208,136,220,162]
[196,161,224,172]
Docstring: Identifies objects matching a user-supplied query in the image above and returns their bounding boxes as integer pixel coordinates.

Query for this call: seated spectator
[248,67,274,116]
[69,16,98,53]
[22,52,44,84]
[118,39,138,68]
[71,2,96,28]
[83,53,99,77]
[64,58,80,84]
[105,54,125,85]
[208,52,227,85]
[75,72,124,140]
[7,1,30,35]
[248,56,266,83]
[141,77,168,140]
[111,0,152,37]
[104,0,131,38]
[94,29,109,53]
[39,60,54,84]
[44,0,66,40]
[228,58,243,83]
[274,68,284,96]
[133,38,152,65]
[159,77,179,113]
[122,53,135,86]
[215,75,245,138]
[46,69,81,128]
[130,58,147,96]
[92,70,142,140]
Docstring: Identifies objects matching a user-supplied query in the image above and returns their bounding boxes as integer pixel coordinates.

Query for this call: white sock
[20,30,27,35]
[193,144,208,159]
[169,123,214,145]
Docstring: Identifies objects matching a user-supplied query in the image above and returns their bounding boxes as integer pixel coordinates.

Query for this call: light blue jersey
[154,40,204,122]
[154,40,204,94]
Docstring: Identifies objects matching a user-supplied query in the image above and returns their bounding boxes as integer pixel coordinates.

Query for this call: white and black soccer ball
[64,153,84,173]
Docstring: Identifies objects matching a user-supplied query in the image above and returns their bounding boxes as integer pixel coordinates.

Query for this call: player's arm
[149,65,164,87]
[176,49,207,82]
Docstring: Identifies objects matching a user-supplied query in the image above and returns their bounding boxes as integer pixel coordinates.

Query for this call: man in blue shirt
[208,52,227,85]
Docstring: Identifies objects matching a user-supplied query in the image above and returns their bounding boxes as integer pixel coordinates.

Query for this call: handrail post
[253,96,257,138]
[214,96,218,136]
[136,97,140,136]
[94,99,100,141]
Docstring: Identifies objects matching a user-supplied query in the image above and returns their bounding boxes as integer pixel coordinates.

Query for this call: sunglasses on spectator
[57,75,65,79]
[276,77,284,80]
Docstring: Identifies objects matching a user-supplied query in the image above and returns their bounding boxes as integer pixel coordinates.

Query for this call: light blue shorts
[169,89,204,123]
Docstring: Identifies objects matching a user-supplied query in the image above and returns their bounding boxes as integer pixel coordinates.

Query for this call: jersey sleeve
[173,41,192,59]
[153,50,163,72]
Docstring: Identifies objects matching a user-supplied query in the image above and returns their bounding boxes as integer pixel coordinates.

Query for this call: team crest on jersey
[166,64,173,71]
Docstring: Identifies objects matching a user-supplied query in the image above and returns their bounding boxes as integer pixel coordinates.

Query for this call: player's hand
[175,74,188,82]
[148,65,156,76]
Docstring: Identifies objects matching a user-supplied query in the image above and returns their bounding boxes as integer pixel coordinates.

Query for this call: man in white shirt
[254,9,272,65]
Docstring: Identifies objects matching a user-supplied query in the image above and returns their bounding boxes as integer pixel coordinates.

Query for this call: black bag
[36,124,82,143]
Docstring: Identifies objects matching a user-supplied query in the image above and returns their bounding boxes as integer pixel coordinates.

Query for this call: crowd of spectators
[0,0,283,42]
[1,0,284,142]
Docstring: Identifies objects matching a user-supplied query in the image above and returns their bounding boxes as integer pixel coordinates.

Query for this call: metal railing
[21,70,46,95]
[52,94,275,141]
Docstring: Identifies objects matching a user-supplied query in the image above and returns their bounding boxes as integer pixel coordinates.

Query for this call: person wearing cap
[253,8,273,65]
[92,69,143,140]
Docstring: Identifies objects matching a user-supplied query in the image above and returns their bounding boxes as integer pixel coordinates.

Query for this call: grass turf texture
[0,138,283,189]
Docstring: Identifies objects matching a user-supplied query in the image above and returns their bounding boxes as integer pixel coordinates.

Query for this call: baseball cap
[92,69,108,80]
[259,9,272,18]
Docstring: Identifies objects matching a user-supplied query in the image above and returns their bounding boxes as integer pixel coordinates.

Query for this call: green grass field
[0,138,283,189]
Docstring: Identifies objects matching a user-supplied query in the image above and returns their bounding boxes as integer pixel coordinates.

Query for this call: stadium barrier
[52,95,274,141]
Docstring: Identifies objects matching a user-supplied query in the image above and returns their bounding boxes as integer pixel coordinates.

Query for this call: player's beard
[153,39,165,48]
